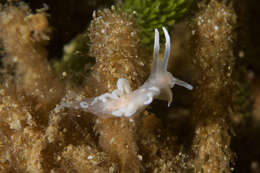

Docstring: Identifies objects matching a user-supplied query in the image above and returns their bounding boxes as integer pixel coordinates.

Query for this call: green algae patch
[122,0,195,46]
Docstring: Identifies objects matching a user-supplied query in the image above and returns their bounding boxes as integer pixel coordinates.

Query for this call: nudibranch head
[147,26,193,106]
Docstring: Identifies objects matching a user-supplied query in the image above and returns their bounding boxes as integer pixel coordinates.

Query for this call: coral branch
[0,5,64,114]
[190,1,236,172]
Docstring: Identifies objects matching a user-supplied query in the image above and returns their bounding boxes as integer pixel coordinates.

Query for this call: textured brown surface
[0,1,259,172]
[0,4,192,173]
[190,1,236,173]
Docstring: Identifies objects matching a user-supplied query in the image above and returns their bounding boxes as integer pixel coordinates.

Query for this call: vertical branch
[191,1,236,172]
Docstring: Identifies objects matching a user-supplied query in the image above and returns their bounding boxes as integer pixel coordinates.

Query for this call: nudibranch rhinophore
[57,27,193,118]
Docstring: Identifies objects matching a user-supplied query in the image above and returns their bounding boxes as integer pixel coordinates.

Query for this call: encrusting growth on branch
[0,5,64,114]
[190,1,236,172]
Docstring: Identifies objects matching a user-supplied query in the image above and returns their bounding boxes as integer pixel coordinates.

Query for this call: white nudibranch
[58,27,193,118]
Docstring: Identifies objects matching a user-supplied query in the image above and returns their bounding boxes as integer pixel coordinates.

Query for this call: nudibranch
[57,27,193,118]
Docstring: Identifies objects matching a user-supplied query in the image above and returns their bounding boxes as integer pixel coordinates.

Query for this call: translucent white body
[58,27,193,118]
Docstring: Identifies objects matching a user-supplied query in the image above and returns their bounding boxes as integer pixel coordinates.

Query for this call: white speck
[57,156,61,161]
[80,101,88,108]
[112,110,123,117]
[12,56,17,62]
[138,155,143,161]
[62,72,67,77]
[88,155,93,160]
[92,10,96,18]
[110,137,115,144]
[111,5,115,10]
[139,61,144,66]
[109,167,115,173]
[101,29,105,33]
[214,25,219,31]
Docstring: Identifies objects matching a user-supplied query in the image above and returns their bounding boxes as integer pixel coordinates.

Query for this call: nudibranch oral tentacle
[58,27,193,118]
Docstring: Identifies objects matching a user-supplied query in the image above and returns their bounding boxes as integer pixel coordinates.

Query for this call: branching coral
[0,0,253,172]
[0,4,63,172]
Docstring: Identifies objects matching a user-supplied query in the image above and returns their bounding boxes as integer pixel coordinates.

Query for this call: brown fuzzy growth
[87,8,150,172]
[87,8,149,95]
[190,1,236,172]
[96,118,142,173]
[0,3,197,172]
[138,112,191,173]
[56,144,117,173]
[0,5,64,115]
[0,4,61,172]
[0,86,46,173]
